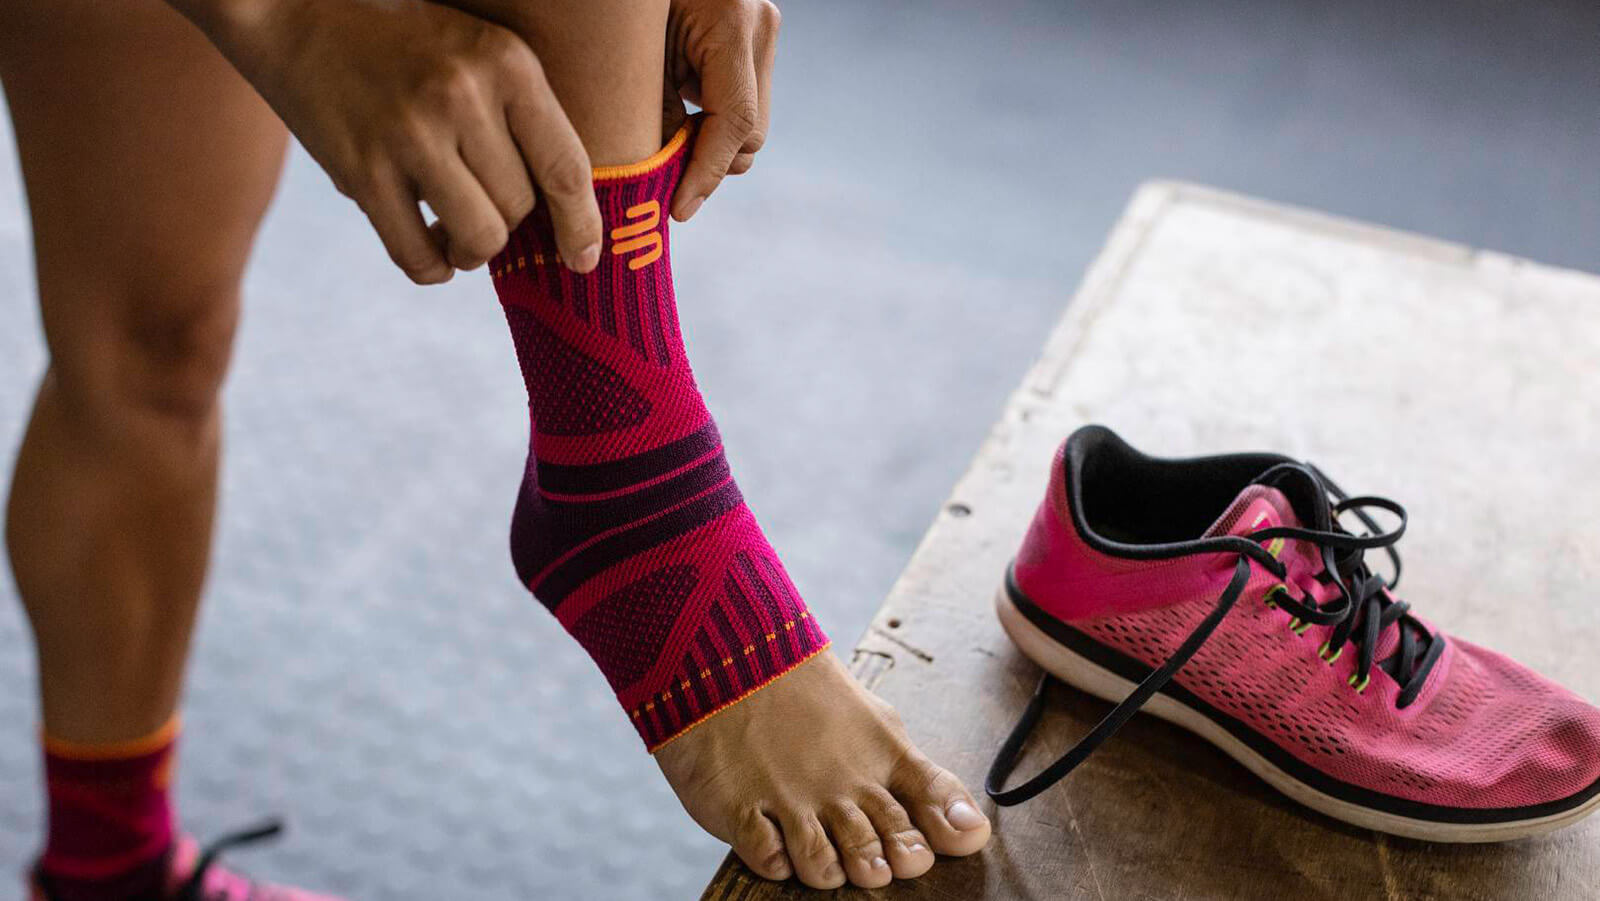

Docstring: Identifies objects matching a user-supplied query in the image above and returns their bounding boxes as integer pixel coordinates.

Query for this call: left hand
[663,0,780,221]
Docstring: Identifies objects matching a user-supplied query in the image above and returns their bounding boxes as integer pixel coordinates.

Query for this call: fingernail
[575,243,600,271]
[678,195,705,220]
[871,856,888,870]
[947,800,987,831]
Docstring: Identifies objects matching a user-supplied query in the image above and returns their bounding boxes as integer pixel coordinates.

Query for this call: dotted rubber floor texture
[2,2,1596,898]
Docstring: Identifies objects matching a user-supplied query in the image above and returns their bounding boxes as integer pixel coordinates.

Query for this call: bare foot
[654,651,991,889]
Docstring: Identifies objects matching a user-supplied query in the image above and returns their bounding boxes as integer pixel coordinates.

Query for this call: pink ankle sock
[491,126,829,749]
[37,720,177,901]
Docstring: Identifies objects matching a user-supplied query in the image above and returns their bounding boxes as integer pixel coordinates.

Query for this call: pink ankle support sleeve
[490,127,828,749]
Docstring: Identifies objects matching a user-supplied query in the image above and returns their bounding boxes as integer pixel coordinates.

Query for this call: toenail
[947,800,987,830]
[871,856,888,869]
[908,842,927,853]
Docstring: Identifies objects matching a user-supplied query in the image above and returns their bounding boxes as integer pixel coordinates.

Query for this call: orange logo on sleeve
[610,200,663,270]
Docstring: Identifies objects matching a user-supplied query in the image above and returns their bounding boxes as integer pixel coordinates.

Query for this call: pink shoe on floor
[987,425,1600,842]
[30,822,344,901]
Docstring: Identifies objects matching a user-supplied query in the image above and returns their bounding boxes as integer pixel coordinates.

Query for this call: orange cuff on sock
[43,716,180,761]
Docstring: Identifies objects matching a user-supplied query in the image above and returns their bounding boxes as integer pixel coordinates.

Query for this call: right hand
[186,0,602,283]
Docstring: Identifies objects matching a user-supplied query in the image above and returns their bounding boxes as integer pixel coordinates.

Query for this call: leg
[500,2,670,167]
[450,0,992,888]
[1,3,336,899]
[1,0,286,745]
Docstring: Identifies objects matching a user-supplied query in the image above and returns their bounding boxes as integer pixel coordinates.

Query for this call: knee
[49,280,240,429]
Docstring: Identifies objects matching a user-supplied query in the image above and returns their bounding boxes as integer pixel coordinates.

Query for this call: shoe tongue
[1202,484,1303,539]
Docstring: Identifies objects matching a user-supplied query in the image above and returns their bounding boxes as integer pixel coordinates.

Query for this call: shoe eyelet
[1291,619,1313,636]
[1347,673,1370,693]
[1264,584,1288,610]
[1318,642,1342,664]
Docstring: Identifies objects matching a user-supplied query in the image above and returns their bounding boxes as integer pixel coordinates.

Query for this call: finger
[674,43,759,221]
[414,155,508,271]
[820,802,892,889]
[359,169,453,285]
[859,785,935,881]
[503,58,601,273]
[729,806,791,882]
[724,4,775,181]
[427,219,449,254]
[459,106,537,231]
[749,0,779,156]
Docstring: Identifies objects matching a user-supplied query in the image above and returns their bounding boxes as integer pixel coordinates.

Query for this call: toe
[730,806,791,881]
[859,786,935,880]
[780,812,847,890]
[890,753,992,857]
[821,802,893,889]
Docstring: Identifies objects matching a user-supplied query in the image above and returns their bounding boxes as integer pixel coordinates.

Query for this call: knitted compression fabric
[37,721,177,901]
[490,126,828,749]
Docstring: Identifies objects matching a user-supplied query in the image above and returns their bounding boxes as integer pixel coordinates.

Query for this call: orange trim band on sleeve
[646,642,832,754]
[592,124,693,183]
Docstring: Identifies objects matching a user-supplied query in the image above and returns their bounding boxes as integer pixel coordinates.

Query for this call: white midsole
[994,584,1600,843]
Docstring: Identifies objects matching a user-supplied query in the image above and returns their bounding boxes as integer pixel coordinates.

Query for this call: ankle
[38,718,178,898]
[491,129,829,749]
[507,420,731,593]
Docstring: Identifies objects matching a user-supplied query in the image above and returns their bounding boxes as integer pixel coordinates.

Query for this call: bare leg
[463,0,670,166]
[437,0,992,889]
[0,0,288,743]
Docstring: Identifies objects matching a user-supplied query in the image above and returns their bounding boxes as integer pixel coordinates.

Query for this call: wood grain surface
[700,182,1600,901]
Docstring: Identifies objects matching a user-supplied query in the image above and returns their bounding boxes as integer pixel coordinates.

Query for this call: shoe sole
[994,583,1600,843]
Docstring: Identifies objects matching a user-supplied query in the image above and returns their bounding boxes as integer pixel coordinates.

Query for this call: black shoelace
[174,820,286,901]
[986,461,1442,806]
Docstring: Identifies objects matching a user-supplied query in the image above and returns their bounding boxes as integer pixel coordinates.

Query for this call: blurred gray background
[1,0,1596,898]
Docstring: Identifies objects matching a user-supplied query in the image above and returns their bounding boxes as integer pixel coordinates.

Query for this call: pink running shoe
[987,426,1600,842]
[30,822,343,901]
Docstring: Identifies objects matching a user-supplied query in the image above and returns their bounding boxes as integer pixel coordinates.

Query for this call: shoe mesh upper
[1016,449,1600,811]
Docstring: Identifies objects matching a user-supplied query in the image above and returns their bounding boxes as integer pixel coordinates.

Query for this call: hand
[177,0,603,283]
[664,0,781,222]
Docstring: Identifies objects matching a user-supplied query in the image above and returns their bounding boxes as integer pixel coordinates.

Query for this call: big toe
[891,754,992,857]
